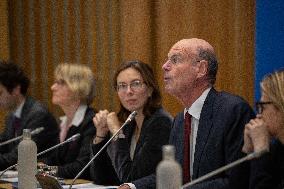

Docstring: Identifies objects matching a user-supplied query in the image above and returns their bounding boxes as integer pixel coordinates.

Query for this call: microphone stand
[0,127,45,147]
[68,111,137,189]
[37,133,80,157]
[181,150,268,188]
[0,133,81,178]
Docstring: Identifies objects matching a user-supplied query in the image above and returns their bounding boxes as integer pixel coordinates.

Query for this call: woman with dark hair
[91,60,172,189]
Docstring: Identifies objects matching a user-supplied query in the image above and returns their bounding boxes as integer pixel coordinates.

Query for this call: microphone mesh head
[70,134,81,142]
[31,127,44,135]
[129,111,137,121]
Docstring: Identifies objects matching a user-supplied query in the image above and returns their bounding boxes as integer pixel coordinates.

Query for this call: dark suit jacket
[170,88,255,189]
[46,107,96,179]
[249,139,284,189]
[90,108,172,188]
[0,96,59,170]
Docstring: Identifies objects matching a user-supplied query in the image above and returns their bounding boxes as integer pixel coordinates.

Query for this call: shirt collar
[59,104,88,127]
[14,99,25,118]
[184,87,211,119]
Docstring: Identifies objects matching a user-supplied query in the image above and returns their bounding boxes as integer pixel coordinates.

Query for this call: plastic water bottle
[156,145,182,189]
[18,129,37,189]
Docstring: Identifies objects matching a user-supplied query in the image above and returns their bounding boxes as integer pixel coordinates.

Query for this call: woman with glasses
[39,63,96,179]
[91,60,172,188]
[242,69,284,189]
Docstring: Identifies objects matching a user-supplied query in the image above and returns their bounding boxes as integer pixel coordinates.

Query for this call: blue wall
[255,0,284,102]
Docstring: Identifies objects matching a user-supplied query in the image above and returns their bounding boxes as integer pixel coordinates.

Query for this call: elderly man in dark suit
[162,38,255,189]
[0,60,59,170]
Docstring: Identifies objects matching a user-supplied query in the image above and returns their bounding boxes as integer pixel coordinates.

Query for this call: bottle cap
[163,145,175,159]
[22,129,32,139]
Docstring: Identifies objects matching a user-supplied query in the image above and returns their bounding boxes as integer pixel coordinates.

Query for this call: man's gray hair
[197,48,218,85]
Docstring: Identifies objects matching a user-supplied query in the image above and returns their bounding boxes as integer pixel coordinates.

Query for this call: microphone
[68,111,138,189]
[181,150,268,188]
[31,127,45,135]
[0,133,81,178]
[0,127,45,147]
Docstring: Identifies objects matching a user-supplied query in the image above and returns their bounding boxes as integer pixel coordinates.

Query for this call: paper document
[63,183,117,189]
[0,170,18,178]
[0,170,18,182]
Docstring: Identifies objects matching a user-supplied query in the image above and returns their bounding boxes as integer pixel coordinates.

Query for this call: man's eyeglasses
[255,101,273,114]
[116,80,145,92]
[165,55,184,65]
[165,55,202,65]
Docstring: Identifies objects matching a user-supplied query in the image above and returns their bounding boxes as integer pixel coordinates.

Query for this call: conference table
[0,171,117,189]
[0,182,117,189]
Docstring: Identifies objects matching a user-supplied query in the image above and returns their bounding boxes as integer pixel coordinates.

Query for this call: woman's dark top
[90,108,172,187]
[46,106,96,179]
[250,139,284,189]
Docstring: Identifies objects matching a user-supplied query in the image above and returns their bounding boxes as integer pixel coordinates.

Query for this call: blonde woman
[43,63,96,179]
[243,69,284,189]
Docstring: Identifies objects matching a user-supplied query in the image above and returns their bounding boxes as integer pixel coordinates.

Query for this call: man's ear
[11,85,21,96]
[196,60,208,79]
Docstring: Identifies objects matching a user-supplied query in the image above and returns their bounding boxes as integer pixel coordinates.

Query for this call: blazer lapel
[19,97,33,130]
[6,114,15,139]
[172,113,184,165]
[124,121,136,146]
[193,89,217,178]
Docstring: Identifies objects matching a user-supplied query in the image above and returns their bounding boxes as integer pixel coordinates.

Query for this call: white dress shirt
[14,99,25,118]
[59,104,87,142]
[184,87,211,178]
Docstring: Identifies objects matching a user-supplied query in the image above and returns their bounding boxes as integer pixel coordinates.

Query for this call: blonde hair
[261,69,284,120]
[260,69,284,143]
[54,63,95,105]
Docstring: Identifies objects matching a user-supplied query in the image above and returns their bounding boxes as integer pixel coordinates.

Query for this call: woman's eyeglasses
[116,80,145,92]
[54,79,66,85]
[255,101,273,114]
